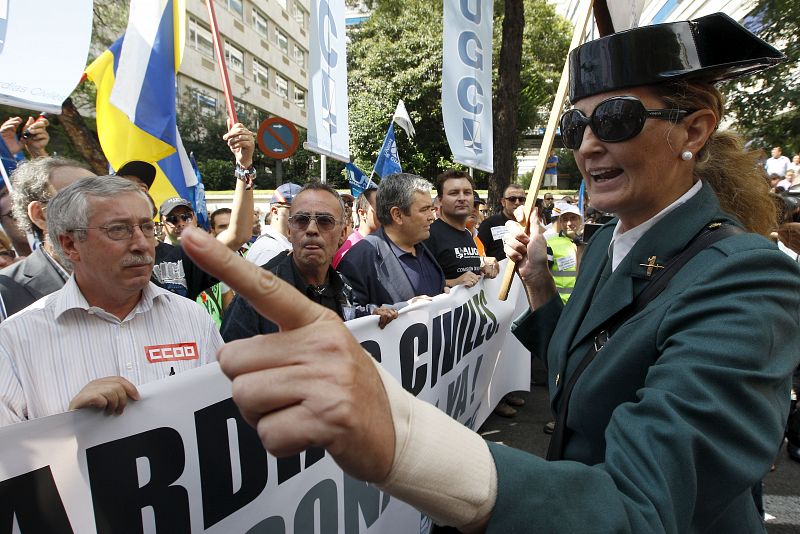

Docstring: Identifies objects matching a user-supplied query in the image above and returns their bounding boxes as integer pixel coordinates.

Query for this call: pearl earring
[681,151,693,161]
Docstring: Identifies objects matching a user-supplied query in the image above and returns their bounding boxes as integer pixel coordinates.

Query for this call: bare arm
[215,123,255,251]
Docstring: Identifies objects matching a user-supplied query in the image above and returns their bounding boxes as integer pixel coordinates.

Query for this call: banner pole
[497,0,594,301]
[205,0,238,126]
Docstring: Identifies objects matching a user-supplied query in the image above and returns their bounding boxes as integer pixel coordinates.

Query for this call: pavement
[478,384,800,532]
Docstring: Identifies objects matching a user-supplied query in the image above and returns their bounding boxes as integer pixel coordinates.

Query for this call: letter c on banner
[318,0,338,67]
[460,0,482,23]
[457,78,484,115]
[457,31,483,69]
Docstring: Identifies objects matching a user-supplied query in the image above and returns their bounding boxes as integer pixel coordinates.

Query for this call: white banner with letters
[0,0,93,113]
[306,0,350,162]
[0,269,530,533]
[442,0,494,173]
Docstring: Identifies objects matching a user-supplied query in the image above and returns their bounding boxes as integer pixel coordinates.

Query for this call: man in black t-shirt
[477,183,527,261]
[424,170,498,288]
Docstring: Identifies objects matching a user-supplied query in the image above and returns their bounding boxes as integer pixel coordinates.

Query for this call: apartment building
[180,0,310,129]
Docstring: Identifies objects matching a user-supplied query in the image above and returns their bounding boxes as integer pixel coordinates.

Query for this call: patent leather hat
[568,13,786,103]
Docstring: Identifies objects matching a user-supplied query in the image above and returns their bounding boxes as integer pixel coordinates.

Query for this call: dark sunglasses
[560,96,690,150]
[164,212,194,225]
[289,213,339,232]
[504,196,526,204]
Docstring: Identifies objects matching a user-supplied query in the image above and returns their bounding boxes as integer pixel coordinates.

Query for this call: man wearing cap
[246,182,301,267]
[332,186,379,268]
[0,157,95,320]
[546,202,583,304]
[423,170,499,289]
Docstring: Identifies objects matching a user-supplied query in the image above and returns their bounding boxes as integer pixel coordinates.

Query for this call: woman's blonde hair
[655,81,776,236]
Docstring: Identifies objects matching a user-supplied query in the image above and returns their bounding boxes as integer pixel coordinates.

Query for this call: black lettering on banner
[399,323,428,396]
[446,366,469,419]
[86,427,190,534]
[245,515,286,533]
[294,478,338,534]
[431,315,442,387]
[0,466,73,533]
[462,299,478,355]
[195,399,269,529]
[343,475,389,534]
[360,340,382,362]
[472,293,488,349]
[277,448,326,485]
[470,355,484,404]
[438,310,456,377]
[478,290,499,339]
[454,302,468,365]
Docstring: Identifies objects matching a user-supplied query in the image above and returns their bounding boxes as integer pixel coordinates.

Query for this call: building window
[226,0,243,18]
[275,29,289,55]
[292,44,305,68]
[193,90,217,117]
[275,74,289,99]
[224,41,244,74]
[293,2,307,27]
[252,8,269,38]
[275,0,288,10]
[253,59,269,88]
[189,18,214,59]
[294,86,305,108]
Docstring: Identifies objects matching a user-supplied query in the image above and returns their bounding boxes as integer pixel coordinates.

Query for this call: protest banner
[0,0,92,113]
[441,0,494,173]
[0,265,530,533]
[306,0,350,164]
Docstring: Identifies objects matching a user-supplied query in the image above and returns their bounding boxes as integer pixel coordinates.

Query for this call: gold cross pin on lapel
[639,256,664,278]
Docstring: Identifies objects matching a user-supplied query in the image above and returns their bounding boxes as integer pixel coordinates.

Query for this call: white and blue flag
[442,0,494,172]
[372,124,402,179]
[346,162,372,197]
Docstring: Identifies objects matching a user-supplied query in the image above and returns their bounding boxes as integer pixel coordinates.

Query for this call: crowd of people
[0,10,797,533]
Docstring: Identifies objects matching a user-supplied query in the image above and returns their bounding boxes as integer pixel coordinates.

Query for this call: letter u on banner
[442,0,494,173]
[307,0,350,162]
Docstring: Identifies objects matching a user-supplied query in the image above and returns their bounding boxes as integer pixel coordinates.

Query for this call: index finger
[180,227,334,331]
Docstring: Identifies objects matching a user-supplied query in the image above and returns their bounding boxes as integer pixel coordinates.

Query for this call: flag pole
[497,0,594,301]
[321,154,327,184]
[205,0,238,126]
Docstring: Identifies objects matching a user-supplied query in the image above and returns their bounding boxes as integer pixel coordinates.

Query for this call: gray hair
[294,181,346,218]
[376,173,432,226]
[10,157,92,240]
[47,176,148,266]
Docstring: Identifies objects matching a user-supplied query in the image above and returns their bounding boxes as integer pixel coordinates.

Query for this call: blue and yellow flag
[85,0,194,209]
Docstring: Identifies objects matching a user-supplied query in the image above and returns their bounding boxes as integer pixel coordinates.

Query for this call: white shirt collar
[608,180,703,271]
[53,276,171,322]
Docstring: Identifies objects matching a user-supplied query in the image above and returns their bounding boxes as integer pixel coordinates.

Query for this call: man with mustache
[221,182,397,340]
[0,177,221,425]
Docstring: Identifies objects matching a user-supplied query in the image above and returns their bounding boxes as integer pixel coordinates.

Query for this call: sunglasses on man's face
[164,212,194,225]
[288,213,340,232]
[560,96,690,150]
[504,196,526,204]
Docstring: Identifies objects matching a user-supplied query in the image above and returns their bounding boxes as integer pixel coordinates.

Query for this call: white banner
[306,0,350,163]
[0,0,93,113]
[442,0,494,173]
[0,268,530,533]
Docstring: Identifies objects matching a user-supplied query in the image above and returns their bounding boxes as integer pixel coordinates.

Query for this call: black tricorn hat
[568,13,786,103]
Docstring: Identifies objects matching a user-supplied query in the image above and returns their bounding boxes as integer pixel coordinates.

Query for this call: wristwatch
[234,163,256,190]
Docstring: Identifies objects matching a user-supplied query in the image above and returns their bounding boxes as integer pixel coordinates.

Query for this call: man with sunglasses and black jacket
[221,182,397,341]
[477,183,527,262]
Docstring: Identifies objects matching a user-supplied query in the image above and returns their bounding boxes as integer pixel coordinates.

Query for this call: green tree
[347,0,570,191]
[724,0,800,154]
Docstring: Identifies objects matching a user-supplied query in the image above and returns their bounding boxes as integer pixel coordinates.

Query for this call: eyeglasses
[543,196,554,201]
[0,249,15,259]
[288,213,340,232]
[72,222,159,240]
[164,213,194,225]
[560,96,690,150]
[504,196,526,204]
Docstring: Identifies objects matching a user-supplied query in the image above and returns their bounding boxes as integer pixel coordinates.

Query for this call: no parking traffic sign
[257,117,299,159]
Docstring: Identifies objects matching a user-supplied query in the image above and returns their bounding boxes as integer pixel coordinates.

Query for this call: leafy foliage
[723,0,800,154]
[346,0,570,188]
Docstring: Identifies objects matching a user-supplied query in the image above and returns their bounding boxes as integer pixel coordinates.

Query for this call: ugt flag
[85,0,196,209]
[372,124,402,179]
[345,162,372,197]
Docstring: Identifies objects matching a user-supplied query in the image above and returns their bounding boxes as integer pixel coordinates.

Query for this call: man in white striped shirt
[0,177,222,426]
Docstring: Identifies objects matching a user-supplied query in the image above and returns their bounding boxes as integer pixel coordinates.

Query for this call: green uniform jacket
[487,184,800,533]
